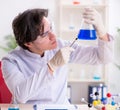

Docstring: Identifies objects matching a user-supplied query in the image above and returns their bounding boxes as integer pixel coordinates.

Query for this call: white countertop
[0,104,96,110]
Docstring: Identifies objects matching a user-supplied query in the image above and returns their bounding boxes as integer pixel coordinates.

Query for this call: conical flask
[77,19,97,40]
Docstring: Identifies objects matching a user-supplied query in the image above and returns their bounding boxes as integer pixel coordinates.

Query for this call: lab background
[0,0,120,104]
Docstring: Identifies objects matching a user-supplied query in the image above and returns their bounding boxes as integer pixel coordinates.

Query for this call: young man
[1,8,113,104]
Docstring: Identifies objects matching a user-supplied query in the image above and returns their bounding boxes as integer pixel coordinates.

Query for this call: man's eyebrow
[39,23,44,35]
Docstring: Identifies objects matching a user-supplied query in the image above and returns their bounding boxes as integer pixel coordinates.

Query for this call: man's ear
[24,42,32,48]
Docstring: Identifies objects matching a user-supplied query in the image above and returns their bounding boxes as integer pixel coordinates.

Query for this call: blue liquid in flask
[78,29,97,40]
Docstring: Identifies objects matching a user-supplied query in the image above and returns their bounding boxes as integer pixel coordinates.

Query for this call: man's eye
[41,31,49,38]
[40,26,52,38]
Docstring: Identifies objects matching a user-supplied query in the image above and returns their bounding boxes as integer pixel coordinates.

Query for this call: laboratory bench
[0,104,96,110]
[0,104,33,110]
[0,104,118,110]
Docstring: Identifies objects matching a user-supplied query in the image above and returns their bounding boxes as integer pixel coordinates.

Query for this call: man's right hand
[48,47,74,72]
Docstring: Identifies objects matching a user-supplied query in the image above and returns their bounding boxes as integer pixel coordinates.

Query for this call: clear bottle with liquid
[8,105,19,110]
[8,98,19,110]
[77,19,97,40]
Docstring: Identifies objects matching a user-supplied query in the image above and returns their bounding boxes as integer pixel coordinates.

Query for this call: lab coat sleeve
[70,34,114,64]
[1,59,52,103]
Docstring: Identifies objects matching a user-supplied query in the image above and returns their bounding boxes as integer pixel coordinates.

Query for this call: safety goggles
[39,24,53,38]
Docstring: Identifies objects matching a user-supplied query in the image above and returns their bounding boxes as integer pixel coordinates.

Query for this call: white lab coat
[1,36,113,104]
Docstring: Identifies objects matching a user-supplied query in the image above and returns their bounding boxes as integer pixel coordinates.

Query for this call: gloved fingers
[61,47,74,58]
[84,18,103,32]
[82,8,106,38]
[48,47,74,72]
[83,11,96,24]
[83,8,100,19]
[83,19,96,25]
[60,47,74,63]
[83,11,99,21]
[62,52,70,63]
[83,7,95,15]
[83,10,94,16]
[83,12,94,20]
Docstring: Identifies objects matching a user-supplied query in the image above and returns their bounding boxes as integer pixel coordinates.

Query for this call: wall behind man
[0,0,120,94]
[108,0,120,35]
[0,0,59,59]
[107,0,120,95]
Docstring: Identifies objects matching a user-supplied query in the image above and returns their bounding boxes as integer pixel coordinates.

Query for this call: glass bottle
[8,105,19,110]
[8,98,19,110]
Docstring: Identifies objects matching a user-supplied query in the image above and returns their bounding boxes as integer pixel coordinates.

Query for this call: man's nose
[48,31,56,40]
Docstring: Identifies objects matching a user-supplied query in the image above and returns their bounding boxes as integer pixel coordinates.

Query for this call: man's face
[25,17,57,55]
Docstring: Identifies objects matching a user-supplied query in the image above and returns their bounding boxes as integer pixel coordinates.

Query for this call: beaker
[77,19,97,40]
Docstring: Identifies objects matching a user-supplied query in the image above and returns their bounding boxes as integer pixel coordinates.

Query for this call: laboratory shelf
[67,79,105,83]
[59,0,109,104]
[61,4,108,9]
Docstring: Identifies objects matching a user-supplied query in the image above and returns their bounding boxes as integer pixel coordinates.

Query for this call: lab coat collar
[20,47,49,60]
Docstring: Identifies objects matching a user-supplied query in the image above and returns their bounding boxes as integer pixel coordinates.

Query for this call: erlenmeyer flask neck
[77,19,97,40]
[81,19,94,30]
